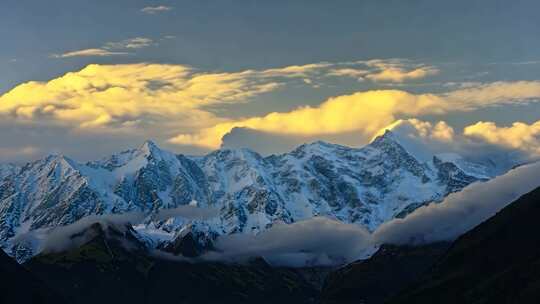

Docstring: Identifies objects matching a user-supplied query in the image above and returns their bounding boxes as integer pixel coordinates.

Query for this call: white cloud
[141,5,173,14]
[104,37,154,50]
[51,48,129,58]
[445,81,540,109]
[327,68,368,81]
[52,37,154,59]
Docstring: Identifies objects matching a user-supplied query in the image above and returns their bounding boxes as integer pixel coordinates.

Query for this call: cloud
[374,119,455,143]
[51,48,129,58]
[366,66,439,83]
[0,146,39,161]
[13,204,220,256]
[206,217,373,267]
[3,60,540,156]
[363,59,439,83]
[104,37,154,49]
[464,120,540,156]
[327,68,368,81]
[171,81,540,149]
[444,81,540,109]
[3,61,441,151]
[255,63,333,78]
[0,63,281,129]
[12,212,146,255]
[154,205,220,221]
[52,37,154,59]
[141,5,173,14]
[169,90,446,148]
[374,118,533,170]
[323,59,439,83]
[221,127,309,155]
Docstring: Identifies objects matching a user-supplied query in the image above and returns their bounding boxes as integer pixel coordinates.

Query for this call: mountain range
[0,130,502,262]
[3,178,538,304]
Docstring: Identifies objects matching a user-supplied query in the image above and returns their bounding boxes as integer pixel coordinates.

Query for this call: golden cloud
[365,67,439,83]
[2,61,540,153]
[363,59,439,83]
[169,90,447,148]
[464,120,540,155]
[171,81,540,149]
[372,119,455,142]
[0,63,281,129]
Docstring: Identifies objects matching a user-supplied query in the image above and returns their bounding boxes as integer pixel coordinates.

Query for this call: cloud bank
[2,60,540,160]
[172,81,540,150]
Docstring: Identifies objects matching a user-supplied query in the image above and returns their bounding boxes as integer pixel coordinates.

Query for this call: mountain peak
[139,140,160,154]
[369,129,404,150]
[370,129,398,144]
[42,153,78,168]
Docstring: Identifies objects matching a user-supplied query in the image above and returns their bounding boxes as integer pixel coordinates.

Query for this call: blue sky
[1,0,540,161]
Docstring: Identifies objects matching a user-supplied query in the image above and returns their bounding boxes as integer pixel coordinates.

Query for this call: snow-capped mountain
[0,131,500,261]
[0,163,19,180]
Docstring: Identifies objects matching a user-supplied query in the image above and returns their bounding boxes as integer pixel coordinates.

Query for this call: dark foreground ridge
[321,242,451,304]
[0,248,66,304]
[388,186,540,304]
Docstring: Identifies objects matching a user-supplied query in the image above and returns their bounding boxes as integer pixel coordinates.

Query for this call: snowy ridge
[0,133,499,261]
